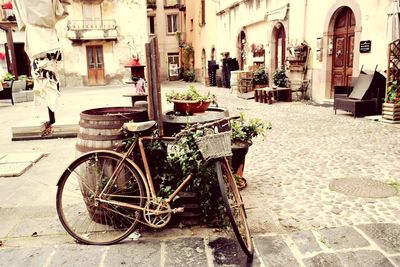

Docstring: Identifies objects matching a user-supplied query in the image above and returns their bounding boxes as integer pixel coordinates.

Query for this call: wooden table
[254,87,291,104]
[123,93,148,107]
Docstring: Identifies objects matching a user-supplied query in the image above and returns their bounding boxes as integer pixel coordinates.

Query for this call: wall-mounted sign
[360,40,371,53]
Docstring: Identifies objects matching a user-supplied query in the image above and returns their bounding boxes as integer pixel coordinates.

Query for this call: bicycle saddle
[123,120,156,133]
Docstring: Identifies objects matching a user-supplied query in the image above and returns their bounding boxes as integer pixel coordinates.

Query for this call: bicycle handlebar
[175,115,239,138]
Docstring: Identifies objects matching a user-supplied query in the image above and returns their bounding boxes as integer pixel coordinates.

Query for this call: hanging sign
[360,40,371,53]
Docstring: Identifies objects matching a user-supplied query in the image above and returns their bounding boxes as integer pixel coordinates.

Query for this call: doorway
[237,31,246,70]
[86,45,105,85]
[201,48,206,82]
[331,7,355,96]
[272,23,286,71]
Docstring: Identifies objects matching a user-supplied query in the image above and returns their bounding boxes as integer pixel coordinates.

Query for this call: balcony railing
[67,19,117,31]
[66,19,118,41]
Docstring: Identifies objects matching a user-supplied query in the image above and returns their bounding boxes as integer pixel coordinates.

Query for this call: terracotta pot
[231,143,251,177]
[171,99,211,114]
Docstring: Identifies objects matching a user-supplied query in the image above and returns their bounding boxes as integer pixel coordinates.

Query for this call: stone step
[11,118,78,141]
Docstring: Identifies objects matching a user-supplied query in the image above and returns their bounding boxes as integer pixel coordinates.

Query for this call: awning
[266,4,288,21]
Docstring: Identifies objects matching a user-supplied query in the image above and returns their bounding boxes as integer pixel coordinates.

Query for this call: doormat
[329,178,398,198]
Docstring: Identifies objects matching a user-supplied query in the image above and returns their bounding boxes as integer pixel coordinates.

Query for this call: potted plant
[166,85,216,114]
[230,113,271,188]
[272,68,288,88]
[382,78,400,121]
[253,65,268,88]
[183,70,195,82]
[2,72,14,88]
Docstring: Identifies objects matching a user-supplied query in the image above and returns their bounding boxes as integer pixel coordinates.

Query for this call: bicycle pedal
[173,207,184,214]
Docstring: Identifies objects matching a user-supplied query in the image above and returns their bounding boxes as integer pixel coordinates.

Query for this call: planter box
[382,103,400,121]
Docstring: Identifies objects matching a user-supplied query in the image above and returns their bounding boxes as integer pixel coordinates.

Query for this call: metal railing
[67,19,117,31]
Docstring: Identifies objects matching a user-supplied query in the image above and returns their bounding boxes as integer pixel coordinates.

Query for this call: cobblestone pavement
[0,81,399,266]
[163,81,400,233]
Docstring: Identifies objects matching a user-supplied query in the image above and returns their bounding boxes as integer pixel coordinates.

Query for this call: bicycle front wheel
[215,159,254,257]
[56,151,146,245]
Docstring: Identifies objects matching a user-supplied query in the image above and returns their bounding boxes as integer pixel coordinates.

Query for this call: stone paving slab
[0,153,44,164]
[357,223,400,254]
[164,237,208,267]
[254,235,300,267]
[319,226,370,250]
[0,152,45,177]
[303,253,342,267]
[209,237,259,266]
[290,230,322,255]
[336,250,395,267]
[0,246,54,267]
[104,240,161,267]
[391,256,400,266]
[0,162,33,177]
[49,244,105,266]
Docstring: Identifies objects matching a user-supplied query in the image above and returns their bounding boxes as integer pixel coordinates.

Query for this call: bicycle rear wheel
[215,159,254,257]
[56,151,146,245]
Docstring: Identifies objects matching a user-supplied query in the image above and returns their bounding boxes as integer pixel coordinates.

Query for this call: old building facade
[147,0,185,81]
[0,0,148,87]
[60,0,148,86]
[184,0,391,103]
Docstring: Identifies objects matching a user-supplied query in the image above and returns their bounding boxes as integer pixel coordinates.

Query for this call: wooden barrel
[163,107,229,136]
[76,106,148,155]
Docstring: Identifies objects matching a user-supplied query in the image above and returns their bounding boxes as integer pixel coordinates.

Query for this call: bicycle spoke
[57,152,145,245]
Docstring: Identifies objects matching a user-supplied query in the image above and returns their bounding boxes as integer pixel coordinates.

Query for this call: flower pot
[382,103,400,121]
[171,99,211,114]
[230,143,251,190]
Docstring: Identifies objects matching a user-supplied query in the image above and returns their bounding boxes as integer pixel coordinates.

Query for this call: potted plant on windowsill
[166,85,217,115]
[230,113,271,189]
[382,78,400,121]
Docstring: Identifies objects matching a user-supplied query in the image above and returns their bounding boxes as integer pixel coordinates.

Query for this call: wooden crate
[382,103,400,121]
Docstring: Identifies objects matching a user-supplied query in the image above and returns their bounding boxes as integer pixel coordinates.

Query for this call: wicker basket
[195,131,232,161]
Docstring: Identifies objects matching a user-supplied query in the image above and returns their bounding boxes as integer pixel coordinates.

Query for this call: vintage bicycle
[56,116,254,257]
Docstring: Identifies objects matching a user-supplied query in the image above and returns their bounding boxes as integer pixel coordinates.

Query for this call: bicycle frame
[97,134,196,214]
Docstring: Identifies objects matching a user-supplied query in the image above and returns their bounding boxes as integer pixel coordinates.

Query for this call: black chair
[333,68,386,118]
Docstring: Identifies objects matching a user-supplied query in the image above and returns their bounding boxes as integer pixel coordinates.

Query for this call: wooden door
[274,23,286,70]
[87,46,105,85]
[331,7,355,96]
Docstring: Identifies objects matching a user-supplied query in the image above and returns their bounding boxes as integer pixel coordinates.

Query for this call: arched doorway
[201,48,206,82]
[272,23,286,71]
[331,7,355,96]
[237,31,246,70]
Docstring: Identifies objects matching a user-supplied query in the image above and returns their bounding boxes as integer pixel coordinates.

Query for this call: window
[190,19,193,31]
[200,0,205,26]
[167,53,180,77]
[82,4,102,28]
[167,14,178,33]
[148,16,155,35]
